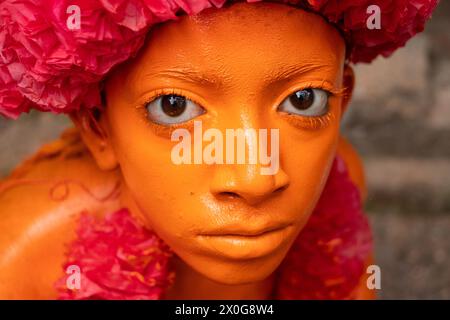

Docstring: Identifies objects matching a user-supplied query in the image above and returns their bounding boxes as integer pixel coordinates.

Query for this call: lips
[199,222,293,237]
[196,222,294,260]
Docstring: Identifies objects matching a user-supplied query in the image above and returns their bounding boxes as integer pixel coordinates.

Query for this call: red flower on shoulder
[56,209,174,300]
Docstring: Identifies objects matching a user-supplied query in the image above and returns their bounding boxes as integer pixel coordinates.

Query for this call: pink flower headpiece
[0,0,439,118]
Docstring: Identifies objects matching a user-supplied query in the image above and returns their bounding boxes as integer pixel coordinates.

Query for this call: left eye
[146,94,205,125]
[277,88,329,117]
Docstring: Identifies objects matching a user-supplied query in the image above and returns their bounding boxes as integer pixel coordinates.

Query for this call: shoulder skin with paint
[0,127,121,299]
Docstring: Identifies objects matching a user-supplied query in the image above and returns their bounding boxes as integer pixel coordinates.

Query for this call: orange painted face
[95,2,351,284]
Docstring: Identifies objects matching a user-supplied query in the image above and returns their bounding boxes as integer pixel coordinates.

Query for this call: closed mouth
[199,222,293,237]
[196,224,294,260]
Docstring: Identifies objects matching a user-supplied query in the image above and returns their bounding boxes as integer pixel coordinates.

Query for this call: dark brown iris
[161,95,186,117]
[289,89,314,110]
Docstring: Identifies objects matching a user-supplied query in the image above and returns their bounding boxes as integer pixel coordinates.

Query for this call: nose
[210,164,290,206]
[208,105,290,205]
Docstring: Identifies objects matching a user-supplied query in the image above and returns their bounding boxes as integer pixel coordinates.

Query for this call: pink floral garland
[0,0,439,118]
[56,156,372,300]
[55,209,174,300]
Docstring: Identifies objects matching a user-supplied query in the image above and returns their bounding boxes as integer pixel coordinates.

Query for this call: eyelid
[135,88,209,112]
[272,80,344,111]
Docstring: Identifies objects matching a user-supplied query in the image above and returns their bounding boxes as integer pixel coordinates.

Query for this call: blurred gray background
[1,1,449,299]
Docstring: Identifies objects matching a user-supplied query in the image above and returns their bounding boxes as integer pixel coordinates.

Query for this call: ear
[69,109,119,171]
[341,64,355,115]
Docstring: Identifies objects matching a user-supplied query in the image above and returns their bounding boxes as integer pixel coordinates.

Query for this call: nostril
[218,192,240,199]
[274,184,288,194]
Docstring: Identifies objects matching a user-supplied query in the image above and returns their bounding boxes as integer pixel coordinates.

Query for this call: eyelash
[140,88,204,111]
[280,110,336,130]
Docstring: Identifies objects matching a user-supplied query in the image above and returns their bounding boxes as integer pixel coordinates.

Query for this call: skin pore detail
[73,2,351,299]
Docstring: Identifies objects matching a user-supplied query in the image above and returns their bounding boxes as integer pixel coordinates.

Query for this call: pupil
[289,89,314,110]
[161,95,186,117]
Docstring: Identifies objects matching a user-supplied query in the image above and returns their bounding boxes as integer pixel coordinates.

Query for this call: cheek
[105,109,184,225]
[277,114,340,219]
[114,139,204,229]
[107,114,214,245]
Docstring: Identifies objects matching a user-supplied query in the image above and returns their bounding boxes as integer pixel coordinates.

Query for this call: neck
[163,255,275,300]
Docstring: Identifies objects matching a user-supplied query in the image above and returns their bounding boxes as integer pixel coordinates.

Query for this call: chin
[212,257,285,285]
[179,243,293,286]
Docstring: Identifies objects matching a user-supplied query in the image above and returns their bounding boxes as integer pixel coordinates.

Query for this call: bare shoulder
[0,128,121,299]
[337,135,367,202]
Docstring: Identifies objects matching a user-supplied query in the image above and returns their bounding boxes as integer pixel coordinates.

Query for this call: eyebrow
[143,62,336,89]
[145,67,228,89]
[262,62,336,84]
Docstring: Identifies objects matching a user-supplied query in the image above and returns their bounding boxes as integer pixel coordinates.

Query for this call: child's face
[101,3,347,284]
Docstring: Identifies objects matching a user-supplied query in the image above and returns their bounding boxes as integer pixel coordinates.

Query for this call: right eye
[146,94,205,125]
[277,88,329,117]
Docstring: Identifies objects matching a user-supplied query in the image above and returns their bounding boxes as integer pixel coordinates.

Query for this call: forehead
[119,2,345,92]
